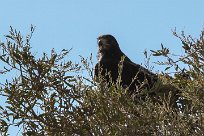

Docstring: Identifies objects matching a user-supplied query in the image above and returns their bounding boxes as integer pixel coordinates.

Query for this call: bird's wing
[95,59,158,89]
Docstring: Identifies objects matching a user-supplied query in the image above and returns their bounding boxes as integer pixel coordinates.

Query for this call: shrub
[0,26,203,135]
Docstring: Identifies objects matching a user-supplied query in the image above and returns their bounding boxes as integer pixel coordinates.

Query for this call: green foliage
[0,27,204,135]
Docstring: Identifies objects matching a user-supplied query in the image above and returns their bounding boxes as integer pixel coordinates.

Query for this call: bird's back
[95,58,158,94]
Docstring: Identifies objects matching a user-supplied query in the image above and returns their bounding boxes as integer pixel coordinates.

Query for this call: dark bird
[94,34,158,96]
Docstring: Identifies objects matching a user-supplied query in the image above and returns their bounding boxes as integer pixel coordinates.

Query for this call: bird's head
[97,34,129,62]
[97,34,120,54]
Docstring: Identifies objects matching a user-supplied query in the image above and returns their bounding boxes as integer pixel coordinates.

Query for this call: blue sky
[0,0,203,135]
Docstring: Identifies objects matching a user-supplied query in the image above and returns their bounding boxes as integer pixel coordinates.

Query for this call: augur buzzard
[94,34,158,96]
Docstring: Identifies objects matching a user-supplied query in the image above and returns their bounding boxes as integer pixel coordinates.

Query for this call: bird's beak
[98,39,103,47]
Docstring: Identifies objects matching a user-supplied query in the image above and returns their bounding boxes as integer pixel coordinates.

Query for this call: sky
[0,0,203,135]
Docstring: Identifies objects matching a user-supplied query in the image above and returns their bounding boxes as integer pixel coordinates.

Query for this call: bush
[0,26,203,135]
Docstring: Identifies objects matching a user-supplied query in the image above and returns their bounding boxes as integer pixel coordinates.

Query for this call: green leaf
[165,66,171,71]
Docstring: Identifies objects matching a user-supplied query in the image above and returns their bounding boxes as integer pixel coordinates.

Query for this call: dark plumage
[95,34,158,95]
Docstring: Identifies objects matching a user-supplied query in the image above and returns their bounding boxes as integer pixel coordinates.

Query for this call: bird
[94,34,158,96]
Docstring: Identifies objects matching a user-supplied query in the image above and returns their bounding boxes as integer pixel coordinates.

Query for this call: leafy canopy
[0,26,204,135]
